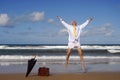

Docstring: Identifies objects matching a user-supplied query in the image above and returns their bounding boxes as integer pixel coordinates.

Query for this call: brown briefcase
[38,67,49,76]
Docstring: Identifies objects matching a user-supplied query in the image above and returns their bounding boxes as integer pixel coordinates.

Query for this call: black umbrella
[26,56,37,77]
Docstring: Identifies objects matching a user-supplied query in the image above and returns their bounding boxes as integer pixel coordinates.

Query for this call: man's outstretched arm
[79,17,93,29]
[57,16,70,29]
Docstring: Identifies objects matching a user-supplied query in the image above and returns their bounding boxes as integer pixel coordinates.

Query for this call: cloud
[81,23,113,37]
[58,28,68,36]
[14,11,44,23]
[0,14,10,26]
[47,19,54,23]
[0,11,45,27]
[29,12,44,22]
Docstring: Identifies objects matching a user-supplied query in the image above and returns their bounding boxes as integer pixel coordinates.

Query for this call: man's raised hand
[89,17,93,21]
[57,16,62,21]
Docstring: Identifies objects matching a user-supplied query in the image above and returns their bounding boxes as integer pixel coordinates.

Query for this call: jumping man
[57,16,93,72]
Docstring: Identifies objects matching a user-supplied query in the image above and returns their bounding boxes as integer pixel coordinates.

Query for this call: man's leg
[66,48,72,69]
[77,48,85,72]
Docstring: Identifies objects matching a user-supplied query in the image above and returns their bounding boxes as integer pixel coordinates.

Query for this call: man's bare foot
[82,68,85,73]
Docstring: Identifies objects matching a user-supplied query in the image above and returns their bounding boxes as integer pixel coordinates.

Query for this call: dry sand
[0,72,120,80]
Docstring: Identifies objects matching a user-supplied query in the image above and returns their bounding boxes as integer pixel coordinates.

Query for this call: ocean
[0,44,120,73]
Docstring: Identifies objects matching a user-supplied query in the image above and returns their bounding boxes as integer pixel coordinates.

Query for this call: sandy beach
[0,72,120,80]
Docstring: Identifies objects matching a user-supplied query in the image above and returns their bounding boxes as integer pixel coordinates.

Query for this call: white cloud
[0,14,10,26]
[81,23,113,37]
[0,11,45,27]
[58,28,68,36]
[59,28,67,33]
[14,11,45,23]
[30,12,44,22]
[48,19,54,23]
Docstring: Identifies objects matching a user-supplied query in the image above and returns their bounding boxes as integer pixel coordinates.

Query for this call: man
[57,16,93,72]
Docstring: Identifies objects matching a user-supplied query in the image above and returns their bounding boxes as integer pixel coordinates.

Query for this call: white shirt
[60,18,91,43]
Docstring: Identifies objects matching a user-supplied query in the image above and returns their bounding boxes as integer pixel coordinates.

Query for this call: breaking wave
[0,45,120,50]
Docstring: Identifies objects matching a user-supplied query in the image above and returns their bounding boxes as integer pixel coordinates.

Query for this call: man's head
[72,20,77,26]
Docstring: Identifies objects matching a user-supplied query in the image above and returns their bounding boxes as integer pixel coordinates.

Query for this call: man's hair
[72,21,77,26]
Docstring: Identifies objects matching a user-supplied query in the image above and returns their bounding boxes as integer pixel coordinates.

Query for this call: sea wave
[0,55,120,66]
[0,45,67,49]
[0,45,120,50]
[107,49,120,53]
[0,55,120,60]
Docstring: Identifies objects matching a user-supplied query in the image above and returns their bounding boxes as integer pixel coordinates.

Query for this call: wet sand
[0,72,120,80]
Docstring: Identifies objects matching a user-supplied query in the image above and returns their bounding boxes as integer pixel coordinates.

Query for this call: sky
[0,0,120,44]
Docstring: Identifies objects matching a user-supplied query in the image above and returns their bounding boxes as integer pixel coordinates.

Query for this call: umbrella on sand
[26,55,37,77]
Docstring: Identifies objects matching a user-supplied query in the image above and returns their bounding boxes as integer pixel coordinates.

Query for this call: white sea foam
[0,55,33,60]
[0,45,120,50]
[0,45,67,49]
[0,55,120,60]
[0,55,120,66]
[82,45,120,50]
[107,49,120,53]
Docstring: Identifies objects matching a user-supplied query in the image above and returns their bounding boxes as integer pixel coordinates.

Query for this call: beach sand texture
[0,72,120,80]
